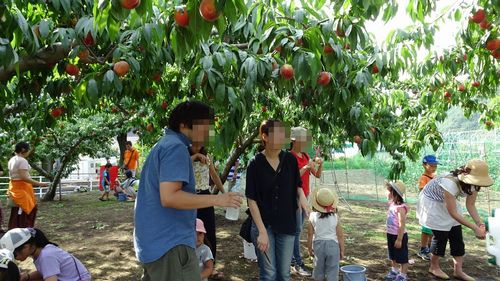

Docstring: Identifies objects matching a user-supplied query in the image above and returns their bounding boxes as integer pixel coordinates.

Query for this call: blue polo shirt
[134,129,196,263]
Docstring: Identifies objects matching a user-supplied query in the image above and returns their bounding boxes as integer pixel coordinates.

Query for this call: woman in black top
[246,119,309,281]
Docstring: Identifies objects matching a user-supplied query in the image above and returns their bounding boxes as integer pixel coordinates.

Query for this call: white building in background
[66,131,139,180]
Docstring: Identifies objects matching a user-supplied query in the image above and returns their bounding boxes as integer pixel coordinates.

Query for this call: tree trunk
[220,128,260,183]
[117,132,128,166]
[42,136,89,201]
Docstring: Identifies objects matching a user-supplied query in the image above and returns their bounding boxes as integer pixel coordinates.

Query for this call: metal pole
[343,150,349,200]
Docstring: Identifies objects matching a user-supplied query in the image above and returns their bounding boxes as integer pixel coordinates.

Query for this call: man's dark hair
[105,163,112,168]
[125,141,132,146]
[168,101,214,132]
[14,142,30,154]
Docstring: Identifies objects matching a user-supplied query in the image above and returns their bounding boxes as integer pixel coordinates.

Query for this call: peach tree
[1,0,499,191]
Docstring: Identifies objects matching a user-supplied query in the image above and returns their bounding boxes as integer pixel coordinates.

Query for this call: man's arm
[159,181,240,209]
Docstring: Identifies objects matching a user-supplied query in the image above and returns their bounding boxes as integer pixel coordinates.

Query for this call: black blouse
[245,150,302,235]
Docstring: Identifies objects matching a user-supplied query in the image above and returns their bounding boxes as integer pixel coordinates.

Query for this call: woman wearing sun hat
[307,187,345,281]
[417,159,493,281]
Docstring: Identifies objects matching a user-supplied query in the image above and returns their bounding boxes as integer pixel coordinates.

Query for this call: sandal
[428,270,450,280]
[210,270,224,280]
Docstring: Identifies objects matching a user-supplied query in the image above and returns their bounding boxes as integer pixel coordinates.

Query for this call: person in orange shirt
[416,155,438,261]
[123,141,140,177]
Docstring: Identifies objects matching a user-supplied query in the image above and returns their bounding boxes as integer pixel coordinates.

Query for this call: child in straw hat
[384,180,409,281]
[417,159,493,281]
[307,188,345,281]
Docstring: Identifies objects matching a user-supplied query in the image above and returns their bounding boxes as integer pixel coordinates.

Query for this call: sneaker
[417,248,430,261]
[385,269,399,280]
[394,274,408,281]
[294,264,311,277]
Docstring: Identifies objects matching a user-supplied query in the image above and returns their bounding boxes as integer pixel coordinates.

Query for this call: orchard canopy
[1,0,499,197]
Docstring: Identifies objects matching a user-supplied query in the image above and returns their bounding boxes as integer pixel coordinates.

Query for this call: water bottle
[225,179,243,221]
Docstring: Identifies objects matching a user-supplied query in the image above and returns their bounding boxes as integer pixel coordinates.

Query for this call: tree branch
[29,162,54,181]
[220,128,260,183]
[0,43,71,82]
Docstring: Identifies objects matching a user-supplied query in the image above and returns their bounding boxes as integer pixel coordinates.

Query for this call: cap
[290,127,307,141]
[422,155,439,165]
[196,219,206,233]
[0,228,34,252]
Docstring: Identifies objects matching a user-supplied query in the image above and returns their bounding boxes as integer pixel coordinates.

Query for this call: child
[417,155,438,260]
[99,163,112,201]
[0,228,91,281]
[307,188,344,281]
[0,249,20,281]
[195,219,214,281]
[385,180,409,281]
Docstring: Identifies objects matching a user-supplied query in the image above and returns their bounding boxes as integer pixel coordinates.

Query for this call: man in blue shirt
[134,101,242,281]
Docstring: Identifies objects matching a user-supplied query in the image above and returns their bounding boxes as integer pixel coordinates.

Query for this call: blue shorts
[102,184,110,192]
[387,233,408,264]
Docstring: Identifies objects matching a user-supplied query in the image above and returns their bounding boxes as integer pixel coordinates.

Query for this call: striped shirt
[228,166,240,180]
[421,174,465,202]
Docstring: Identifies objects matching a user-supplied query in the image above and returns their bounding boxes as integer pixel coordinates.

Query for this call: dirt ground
[9,187,500,281]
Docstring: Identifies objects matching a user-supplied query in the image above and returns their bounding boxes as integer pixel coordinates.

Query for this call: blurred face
[196,232,205,246]
[191,119,213,146]
[293,131,312,152]
[125,144,132,150]
[262,123,288,150]
[14,244,33,261]
[423,163,437,174]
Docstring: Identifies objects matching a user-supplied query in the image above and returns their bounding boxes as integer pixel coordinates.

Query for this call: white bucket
[487,211,500,266]
[340,265,367,281]
[225,207,240,221]
[243,241,257,260]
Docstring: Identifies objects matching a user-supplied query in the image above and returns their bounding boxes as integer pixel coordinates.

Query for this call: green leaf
[215,83,226,103]
[87,79,99,103]
[227,87,237,106]
[60,0,71,13]
[454,9,461,21]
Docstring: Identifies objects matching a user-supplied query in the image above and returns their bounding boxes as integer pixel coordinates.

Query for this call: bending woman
[7,142,48,229]
[417,159,493,281]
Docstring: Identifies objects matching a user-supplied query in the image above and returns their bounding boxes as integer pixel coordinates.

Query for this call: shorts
[430,225,465,257]
[102,184,110,192]
[421,225,433,235]
[141,245,199,281]
[387,233,408,264]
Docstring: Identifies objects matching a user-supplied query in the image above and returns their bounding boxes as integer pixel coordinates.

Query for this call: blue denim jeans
[291,208,306,266]
[251,223,295,281]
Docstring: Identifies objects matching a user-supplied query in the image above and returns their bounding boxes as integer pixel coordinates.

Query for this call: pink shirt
[386,202,408,235]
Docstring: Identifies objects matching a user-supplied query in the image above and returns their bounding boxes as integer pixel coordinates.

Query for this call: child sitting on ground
[196,219,214,281]
[0,228,91,281]
[307,188,345,281]
[0,249,20,281]
[385,180,409,281]
[417,155,439,260]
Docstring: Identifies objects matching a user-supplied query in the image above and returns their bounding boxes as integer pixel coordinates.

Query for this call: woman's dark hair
[168,101,214,132]
[189,146,207,157]
[15,228,58,254]
[105,163,112,168]
[125,141,132,146]
[0,261,21,281]
[14,142,29,154]
[451,166,481,195]
[258,119,282,151]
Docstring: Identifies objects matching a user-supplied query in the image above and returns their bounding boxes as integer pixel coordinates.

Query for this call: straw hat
[388,180,407,198]
[311,187,339,213]
[458,159,494,187]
